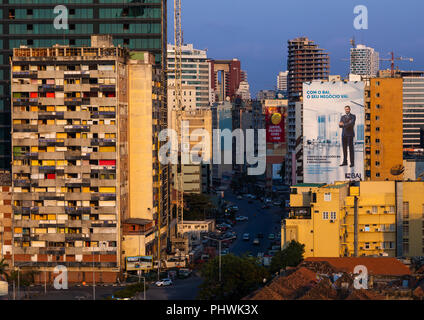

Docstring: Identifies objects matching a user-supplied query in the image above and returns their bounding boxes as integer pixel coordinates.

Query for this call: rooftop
[305,257,411,276]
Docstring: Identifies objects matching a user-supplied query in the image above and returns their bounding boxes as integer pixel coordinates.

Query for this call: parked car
[221,249,229,255]
[236,215,248,221]
[261,205,269,209]
[155,278,173,287]
[253,238,260,245]
[268,233,275,240]
[243,233,250,241]
[273,201,282,206]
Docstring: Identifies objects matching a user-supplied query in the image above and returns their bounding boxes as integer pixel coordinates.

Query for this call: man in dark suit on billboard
[339,105,356,167]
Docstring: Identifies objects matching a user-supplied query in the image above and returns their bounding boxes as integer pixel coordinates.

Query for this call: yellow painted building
[365,78,403,180]
[283,181,424,258]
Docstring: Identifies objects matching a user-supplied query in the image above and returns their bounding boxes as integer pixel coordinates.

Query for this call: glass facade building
[0,0,167,168]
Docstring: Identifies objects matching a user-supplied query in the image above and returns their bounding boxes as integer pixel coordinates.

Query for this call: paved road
[138,273,203,300]
[223,190,285,257]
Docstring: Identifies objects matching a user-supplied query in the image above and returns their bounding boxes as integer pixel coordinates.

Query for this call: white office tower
[350,44,379,77]
[277,71,288,91]
[236,81,251,100]
[167,43,211,111]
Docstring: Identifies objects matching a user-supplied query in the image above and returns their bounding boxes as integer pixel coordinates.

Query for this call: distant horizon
[167,0,424,98]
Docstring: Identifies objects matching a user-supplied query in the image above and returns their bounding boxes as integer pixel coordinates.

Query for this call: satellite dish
[390,164,405,176]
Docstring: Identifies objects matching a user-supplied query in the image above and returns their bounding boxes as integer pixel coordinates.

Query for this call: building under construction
[285,37,330,184]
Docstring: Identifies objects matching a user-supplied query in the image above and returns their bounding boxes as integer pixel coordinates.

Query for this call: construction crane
[174,0,184,231]
[380,52,414,77]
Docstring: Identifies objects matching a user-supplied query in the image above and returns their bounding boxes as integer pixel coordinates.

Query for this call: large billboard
[303,81,365,183]
[126,256,153,271]
[266,106,285,143]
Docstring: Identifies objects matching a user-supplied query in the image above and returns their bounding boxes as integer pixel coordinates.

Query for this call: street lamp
[203,236,233,283]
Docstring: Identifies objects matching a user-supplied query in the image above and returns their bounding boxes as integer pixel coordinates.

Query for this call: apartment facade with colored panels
[10,41,128,282]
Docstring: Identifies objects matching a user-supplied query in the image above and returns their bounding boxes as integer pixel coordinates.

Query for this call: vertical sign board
[303,81,365,183]
[266,106,285,143]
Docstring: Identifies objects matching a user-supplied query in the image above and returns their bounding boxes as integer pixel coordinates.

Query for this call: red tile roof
[305,257,411,276]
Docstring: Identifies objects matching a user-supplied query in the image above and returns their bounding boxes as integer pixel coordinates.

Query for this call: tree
[198,254,269,300]
[184,193,216,221]
[270,240,305,274]
[0,258,9,281]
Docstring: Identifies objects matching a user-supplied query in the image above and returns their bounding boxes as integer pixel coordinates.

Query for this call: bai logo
[345,172,362,180]
[353,5,368,30]
[53,265,68,290]
[53,5,69,30]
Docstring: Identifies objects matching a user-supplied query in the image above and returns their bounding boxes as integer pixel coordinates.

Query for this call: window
[322,212,329,220]
[69,9,75,15]
[375,150,380,155]
[376,127,380,132]
[388,206,395,213]
[324,192,331,201]
[375,116,380,120]
[375,161,380,166]
[364,225,370,232]
[403,202,409,220]
[376,173,380,177]
[27,9,33,16]
[376,93,380,98]
[403,239,409,255]
[330,212,336,220]
[372,206,378,214]
[364,242,370,249]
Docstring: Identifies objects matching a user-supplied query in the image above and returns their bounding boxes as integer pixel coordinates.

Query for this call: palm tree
[0,258,9,281]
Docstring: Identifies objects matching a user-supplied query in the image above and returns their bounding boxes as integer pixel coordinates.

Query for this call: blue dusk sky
[167,0,424,97]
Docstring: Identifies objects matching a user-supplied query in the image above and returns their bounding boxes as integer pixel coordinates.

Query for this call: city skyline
[167,0,424,96]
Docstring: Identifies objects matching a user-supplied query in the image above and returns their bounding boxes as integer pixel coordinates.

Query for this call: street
[223,190,284,257]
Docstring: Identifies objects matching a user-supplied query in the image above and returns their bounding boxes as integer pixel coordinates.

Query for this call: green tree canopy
[270,240,305,274]
[184,193,216,221]
[198,254,269,300]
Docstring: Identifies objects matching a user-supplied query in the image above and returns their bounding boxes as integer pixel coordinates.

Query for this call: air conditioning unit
[366,210,371,214]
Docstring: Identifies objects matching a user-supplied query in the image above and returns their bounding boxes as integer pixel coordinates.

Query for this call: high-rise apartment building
[285,37,330,185]
[350,44,379,77]
[277,71,288,92]
[10,36,169,283]
[167,44,212,110]
[0,0,168,169]
[169,108,212,195]
[364,78,404,180]
[403,76,424,148]
[210,59,242,102]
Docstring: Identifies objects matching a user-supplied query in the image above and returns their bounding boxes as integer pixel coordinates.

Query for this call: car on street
[273,201,282,206]
[253,238,260,245]
[235,215,248,221]
[221,249,229,255]
[261,204,269,209]
[237,195,243,200]
[178,268,192,279]
[268,233,275,240]
[155,278,173,287]
[243,233,250,241]
[264,198,272,204]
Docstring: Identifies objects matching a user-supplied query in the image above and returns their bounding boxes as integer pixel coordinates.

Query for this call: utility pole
[92,249,95,300]
[204,236,232,283]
